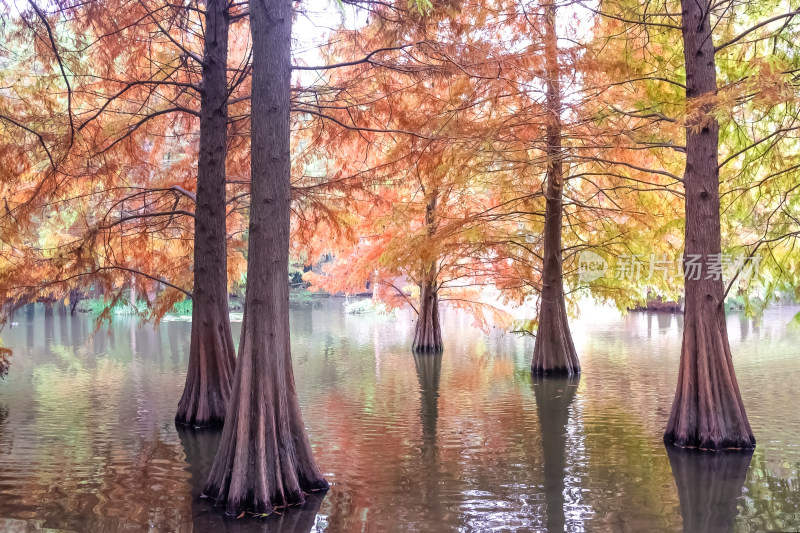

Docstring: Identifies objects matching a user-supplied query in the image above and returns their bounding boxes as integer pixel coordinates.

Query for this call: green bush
[171,299,193,315]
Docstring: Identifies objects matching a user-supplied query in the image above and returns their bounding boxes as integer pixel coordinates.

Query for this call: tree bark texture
[413,195,443,353]
[202,0,328,514]
[178,426,326,529]
[664,0,755,450]
[413,262,443,353]
[176,0,236,428]
[531,1,579,376]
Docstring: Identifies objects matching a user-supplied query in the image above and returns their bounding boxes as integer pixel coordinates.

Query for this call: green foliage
[724,294,746,312]
[80,297,146,316]
[789,311,800,331]
[509,318,537,337]
[410,0,433,13]
[171,299,193,316]
[80,297,194,317]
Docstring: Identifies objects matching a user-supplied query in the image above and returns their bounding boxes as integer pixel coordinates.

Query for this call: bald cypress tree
[664,0,755,450]
[202,0,327,514]
[531,0,579,376]
[175,0,236,428]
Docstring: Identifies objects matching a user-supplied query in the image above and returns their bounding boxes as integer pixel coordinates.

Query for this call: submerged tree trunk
[175,0,236,428]
[664,0,755,450]
[202,0,327,514]
[531,1,579,376]
[178,426,326,529]
[413,195,443,353]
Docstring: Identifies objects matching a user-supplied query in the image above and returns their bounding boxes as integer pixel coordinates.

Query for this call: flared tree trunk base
[202,311,328,516]
[176,308,235,428]
[179,426,327,526]
[531,3,578,378]
[413,341,444,354]
[412,279,442,354]
[412,315,443,354]
[176,0,234,429]
[665,309,755,450]
[531,296,579,376]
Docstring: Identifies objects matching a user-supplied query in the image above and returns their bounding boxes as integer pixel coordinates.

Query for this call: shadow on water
[176,425,325,532]
[532,374,580,533]
[666,446,753,533]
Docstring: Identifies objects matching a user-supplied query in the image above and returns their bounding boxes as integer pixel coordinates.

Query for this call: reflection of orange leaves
[312,386,418,509]
[447,352,514,393]
[437,366,530,461]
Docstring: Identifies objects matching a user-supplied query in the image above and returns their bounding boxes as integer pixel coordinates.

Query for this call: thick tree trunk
[664,0,755,450]
[413,195,443,353]
[175,0,236,428]
[531,1,579,376]
[178,426,326,529]
[202,0,327,514]
[68,289,81,314]
[533,375,579,533]
[413,263,443,353]
[666,447,753,532]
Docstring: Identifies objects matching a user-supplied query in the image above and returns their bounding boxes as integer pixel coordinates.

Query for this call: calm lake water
[0,300,798,532]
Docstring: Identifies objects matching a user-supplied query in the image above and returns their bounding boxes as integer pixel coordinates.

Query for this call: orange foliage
[0,0,251,320]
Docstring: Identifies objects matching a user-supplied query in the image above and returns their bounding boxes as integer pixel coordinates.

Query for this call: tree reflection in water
[414,352,442,462]
[414,351,444,523]
[666,446,752,533]
[3,302,800,530]
[532,375,580,533]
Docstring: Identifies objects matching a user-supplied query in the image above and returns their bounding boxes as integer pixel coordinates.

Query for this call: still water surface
[0,301,798,532]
